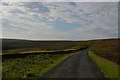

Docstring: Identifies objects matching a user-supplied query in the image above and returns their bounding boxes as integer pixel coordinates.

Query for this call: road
[42,49,105,78]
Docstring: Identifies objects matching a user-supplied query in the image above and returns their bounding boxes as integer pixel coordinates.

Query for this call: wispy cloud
[2,2,118,40]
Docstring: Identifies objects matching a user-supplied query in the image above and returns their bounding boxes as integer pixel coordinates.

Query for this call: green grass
[39,52,77,77]
[88,51,119,79]
[3,51,79,78]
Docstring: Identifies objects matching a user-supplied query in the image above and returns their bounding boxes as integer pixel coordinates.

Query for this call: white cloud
[2,2,118,40]
[1,0,119,2]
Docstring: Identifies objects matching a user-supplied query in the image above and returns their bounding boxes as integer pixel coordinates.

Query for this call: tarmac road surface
[42,49,105,78]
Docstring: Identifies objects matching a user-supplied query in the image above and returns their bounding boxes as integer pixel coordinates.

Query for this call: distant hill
[1,38,76,42]
[1,38,119,42]
[1,38,30,41]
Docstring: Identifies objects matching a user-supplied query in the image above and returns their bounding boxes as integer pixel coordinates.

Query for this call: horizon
[1,37,119,41]
[2,2,118,40]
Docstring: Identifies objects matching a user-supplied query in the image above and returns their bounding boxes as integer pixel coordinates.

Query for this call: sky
[1,0,119,2]
[1,2,118,40]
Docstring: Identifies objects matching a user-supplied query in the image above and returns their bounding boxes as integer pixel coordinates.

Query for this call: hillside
[2,39,89,54]
[2,38,119,78]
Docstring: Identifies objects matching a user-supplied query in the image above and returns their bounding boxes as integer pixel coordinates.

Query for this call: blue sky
[1,2,118,40]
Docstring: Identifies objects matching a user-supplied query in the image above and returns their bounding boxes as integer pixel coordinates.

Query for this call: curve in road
[42,49,105,78]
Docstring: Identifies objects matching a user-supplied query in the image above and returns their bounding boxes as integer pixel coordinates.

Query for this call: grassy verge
[88,51,119,79]
[3,51,79,78]
[39,52,77,77]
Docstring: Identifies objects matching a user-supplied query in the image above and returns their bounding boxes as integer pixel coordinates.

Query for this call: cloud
[2,2,118,40]
[1,0,119,2]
